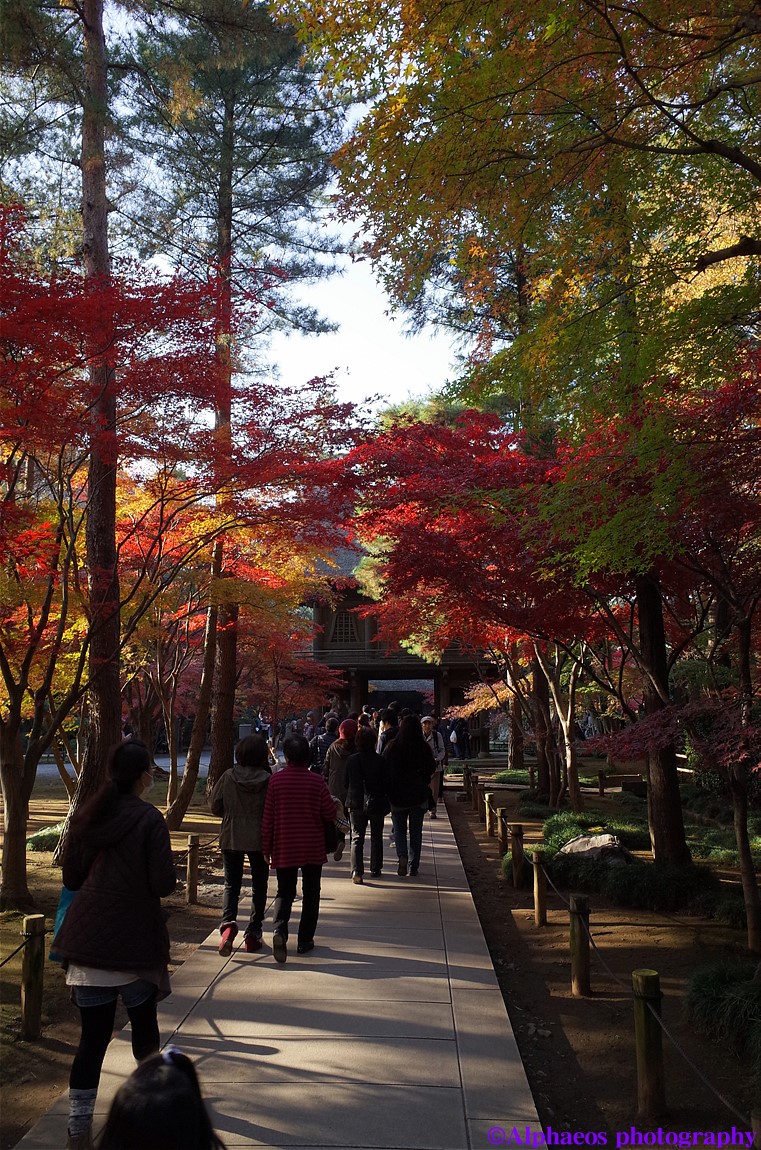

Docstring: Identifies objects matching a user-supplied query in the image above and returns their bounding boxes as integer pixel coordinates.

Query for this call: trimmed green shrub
[546,854,723,916]
[26,822,64,851]
[517,799,555,819]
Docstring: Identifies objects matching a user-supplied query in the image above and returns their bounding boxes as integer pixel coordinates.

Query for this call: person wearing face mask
[53,739,177,1150]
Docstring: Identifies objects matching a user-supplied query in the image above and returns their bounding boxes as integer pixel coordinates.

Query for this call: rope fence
[477,782,757,1132]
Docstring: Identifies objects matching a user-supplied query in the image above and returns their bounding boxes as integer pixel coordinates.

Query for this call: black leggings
[70,993,159,1089]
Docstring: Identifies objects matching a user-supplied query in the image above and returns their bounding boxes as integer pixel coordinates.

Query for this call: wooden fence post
[477,785,486,823]
[471,775,480,813]
[598,771,606,797]
[632,969,666,1118]
[497,808,508,855]
[463,764,472,800]
[21,914,45,1040]
[186,834,199,905]
[484,793,494,836]
[533,850,547,927]
[510,824,525,888]
[569,894,591,996]
[528,765,535,790]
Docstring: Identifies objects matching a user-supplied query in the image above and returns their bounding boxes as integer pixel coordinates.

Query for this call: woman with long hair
[382,715,436,877]
[54,740,177,1150]
[345,725,389,882]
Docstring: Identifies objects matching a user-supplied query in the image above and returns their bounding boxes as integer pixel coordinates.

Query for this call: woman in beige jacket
[209,734,271,955]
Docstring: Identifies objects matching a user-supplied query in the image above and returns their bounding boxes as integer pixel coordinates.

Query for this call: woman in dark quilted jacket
[53,739,177,1150]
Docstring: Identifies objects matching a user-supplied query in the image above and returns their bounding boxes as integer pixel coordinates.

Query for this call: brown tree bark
[78,0,121,798]
[531,661,551,797]
[207,89,238,794]
[165,599,218,830]
[636,573,691,865]
[208,600,238,793]
[507,693,525,773]
[732,617,761,953]
[0,724,36,910]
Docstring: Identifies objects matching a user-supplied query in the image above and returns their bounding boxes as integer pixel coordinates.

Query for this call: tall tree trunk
[507,692,524,772]
[208,90,237,793]
[535,645,584,814]
[51,0,120,868]
[636,573,691,865]
[532,660,551,796]
[733,617,761,953]
[165,600,218,830]
[208,600,238,793]
[79,0,121,798]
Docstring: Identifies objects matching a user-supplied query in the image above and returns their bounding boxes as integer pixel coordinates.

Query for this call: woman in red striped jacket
[261,734,338,963]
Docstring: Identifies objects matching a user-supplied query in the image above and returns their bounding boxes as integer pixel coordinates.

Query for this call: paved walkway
[18,806,540,1150]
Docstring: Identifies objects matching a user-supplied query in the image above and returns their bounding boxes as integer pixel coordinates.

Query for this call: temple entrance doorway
[366,678,434,713]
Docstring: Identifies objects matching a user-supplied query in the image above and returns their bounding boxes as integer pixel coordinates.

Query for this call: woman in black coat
[54,740,176,1150]
[382,715,435,877]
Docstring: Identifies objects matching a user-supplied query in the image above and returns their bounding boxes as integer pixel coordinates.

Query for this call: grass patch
[685,960,761,1086]
[541,808,651,855]
[493,769,532,786]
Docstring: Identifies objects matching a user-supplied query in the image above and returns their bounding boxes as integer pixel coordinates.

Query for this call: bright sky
[268,258,462,412]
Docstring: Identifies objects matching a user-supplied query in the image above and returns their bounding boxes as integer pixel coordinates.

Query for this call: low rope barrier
[0,937,29,969]
[541,851,751,1124]
[480,790,753,1128]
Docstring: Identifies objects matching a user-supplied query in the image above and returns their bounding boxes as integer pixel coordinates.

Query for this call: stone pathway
[17,809,540,1149]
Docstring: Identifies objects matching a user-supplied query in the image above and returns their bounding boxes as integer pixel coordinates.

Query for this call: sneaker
[297,939,315,954]
[429,811,438,819]
[244,931,262,952]
[352,872,364,884]
[333,839,345,862]
[397,857,408,876]
[370,870,381,877]
[409,867,419,876]
[218,923,238,957]
[272,933,287,964]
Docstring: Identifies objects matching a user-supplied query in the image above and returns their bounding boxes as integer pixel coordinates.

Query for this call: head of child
[282,733,310,767]
[98,1049,225,1150]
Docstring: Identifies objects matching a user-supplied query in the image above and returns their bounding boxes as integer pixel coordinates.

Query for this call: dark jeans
[391,803,427,871]
[222,849,269,936]
[70,992,158,1090]
[349,809,385,875]
[272,865,322,945]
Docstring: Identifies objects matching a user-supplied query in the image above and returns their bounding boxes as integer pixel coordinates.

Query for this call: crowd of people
[53,704,463,1148]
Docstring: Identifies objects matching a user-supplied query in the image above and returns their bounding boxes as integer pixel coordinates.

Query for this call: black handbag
[364,792,391,817]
